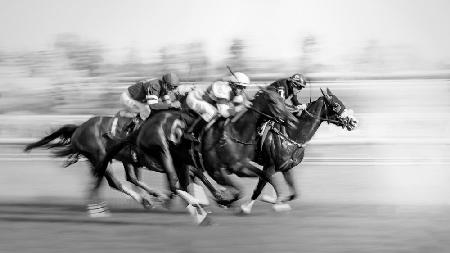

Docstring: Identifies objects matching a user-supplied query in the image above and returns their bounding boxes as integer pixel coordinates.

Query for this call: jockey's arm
[290,90,307,110]
[216,99,232,118]
[232,93,250,113]
[290,90,301,106]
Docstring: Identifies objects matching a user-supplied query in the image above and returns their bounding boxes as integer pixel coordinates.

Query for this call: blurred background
[1,1,450,252]
[0,0,449,204]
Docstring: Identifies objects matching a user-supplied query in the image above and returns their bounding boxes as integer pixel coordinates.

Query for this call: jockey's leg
[183,116,206,143]
[120,90,148,134]
[185,92,217,143]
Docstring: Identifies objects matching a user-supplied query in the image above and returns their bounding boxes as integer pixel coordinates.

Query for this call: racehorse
[23,115,162,215]
[240,88,359,213]
[24,113,233,217]
[199,89,298,201]
[95,88,297,224]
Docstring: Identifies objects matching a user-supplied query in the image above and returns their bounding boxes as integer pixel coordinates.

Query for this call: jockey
[183,72,251,142]
[120,72,180,133]
[268,73,307,111]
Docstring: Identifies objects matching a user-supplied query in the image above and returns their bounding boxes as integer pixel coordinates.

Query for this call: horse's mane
[306,96,324,110]
[252,88,282,104]
[251,88,283,116]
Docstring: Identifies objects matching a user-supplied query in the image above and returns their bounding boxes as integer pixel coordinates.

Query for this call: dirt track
[1,141,450,252]
[1,201,450,253]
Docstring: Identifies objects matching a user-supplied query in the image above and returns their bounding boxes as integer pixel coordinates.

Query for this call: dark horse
[241,88,359,213]
[23,115,165,215]
[95,88,297,224]
[24,113,230,217]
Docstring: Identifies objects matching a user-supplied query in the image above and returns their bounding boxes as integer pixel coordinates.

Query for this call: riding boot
[124,116,143,136]
[123,120,135,135]
[183,116,206,143]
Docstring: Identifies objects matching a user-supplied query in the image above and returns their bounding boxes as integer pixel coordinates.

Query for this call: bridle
[302,97,346,126]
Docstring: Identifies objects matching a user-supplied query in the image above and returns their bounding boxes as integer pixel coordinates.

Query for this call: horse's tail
[24,124,78,152]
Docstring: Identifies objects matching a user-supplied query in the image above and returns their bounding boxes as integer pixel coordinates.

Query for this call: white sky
[0,0,449,63]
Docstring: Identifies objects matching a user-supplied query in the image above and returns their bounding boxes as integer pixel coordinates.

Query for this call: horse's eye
[333,103,341,113]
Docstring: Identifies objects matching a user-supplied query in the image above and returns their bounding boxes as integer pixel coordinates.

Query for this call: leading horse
[241,88,359,213]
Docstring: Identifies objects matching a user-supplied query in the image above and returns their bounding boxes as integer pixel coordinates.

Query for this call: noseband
[303,98,345,126]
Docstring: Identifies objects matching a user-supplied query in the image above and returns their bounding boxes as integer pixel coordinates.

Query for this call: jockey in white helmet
[184,72,251,142]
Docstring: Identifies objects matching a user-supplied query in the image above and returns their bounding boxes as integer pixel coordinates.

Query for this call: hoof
[240,205,252,214]
[199,215,213,226]
[87,203,111,218]
[273,203,292,212]
[141,198,154,209]
[260,194,277,204]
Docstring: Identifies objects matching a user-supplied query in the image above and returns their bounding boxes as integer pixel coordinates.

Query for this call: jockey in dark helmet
[120,72,181,134]
[268,73,307,111]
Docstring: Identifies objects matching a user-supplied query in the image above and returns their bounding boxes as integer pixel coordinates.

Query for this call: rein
[303,99,342,125]
[224,103,285,146]
[270,126,304,148]
[224,125,257,145]
[247,106,285,125]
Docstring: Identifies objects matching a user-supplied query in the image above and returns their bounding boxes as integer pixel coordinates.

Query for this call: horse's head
[252,89,298,127]
[319,88,358,131]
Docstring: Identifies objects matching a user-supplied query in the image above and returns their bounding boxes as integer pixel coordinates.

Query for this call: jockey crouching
[183,72,251,143]
[120,72,180,135]
[263,73,307,136]
[268,73,307,112]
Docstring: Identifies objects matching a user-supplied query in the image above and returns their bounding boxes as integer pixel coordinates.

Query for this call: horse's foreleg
[104,168,153,209]
[241,166,276,214]
[123,163,168,201]
[282,169,298,202]
[159,150,179,195]
[131,162,143,194]
[191,166,238,206]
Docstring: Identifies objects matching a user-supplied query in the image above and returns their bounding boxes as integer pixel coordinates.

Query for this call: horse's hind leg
[123,163,168,202]
[86,161,110,217]
[282,169,298,202]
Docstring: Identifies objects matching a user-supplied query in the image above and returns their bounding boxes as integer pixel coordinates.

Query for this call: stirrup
[183,133,200,143]
[131,149,138,163]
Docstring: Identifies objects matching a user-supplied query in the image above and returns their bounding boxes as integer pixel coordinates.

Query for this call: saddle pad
[111,117,119,136]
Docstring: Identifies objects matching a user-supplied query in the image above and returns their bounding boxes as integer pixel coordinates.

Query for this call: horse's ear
[326,87,334,97]
[320,88,326,97]
[320,88,331,103]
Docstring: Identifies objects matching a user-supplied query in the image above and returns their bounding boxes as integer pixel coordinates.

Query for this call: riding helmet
[289,73,306,88]
[223,72,251,86]
[162,72,180,87]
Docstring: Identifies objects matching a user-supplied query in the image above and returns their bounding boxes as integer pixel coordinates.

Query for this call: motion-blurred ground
[0,79,449,252]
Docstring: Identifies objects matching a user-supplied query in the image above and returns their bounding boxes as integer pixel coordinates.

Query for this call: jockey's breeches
[186,91,218,122]
[120,91,150,120]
